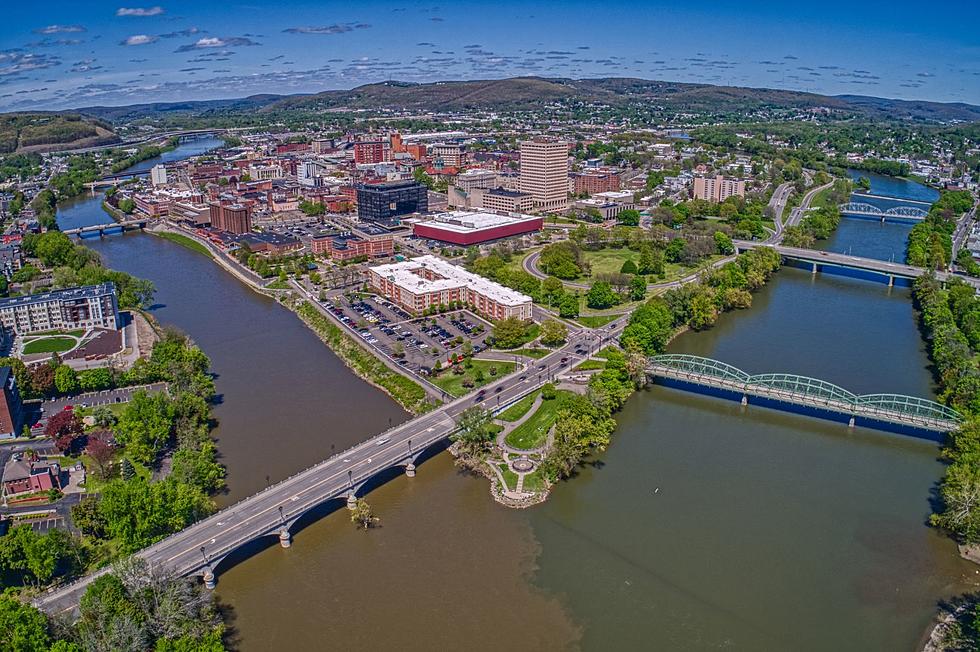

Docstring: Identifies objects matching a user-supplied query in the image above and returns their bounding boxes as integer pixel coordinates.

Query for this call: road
[952,201,978,258]
[736,241,980,289]
[776,181,834,238]
[767,182,794,237]
[33,321,628,616]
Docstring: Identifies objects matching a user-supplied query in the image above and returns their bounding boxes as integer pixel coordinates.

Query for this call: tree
[30,364,56,398]
[491,317,528,349]
[451,406,496,460]
[34,231,75,268]
[617,209,641,226]
[541,382,557,400]
[54,365,79,395]
[44,410,84,454]
[629,275,647,301]
[118,198,136,214]
[539,320,568,347]
[170,442,225,493]
[620,259,638,275]
[541,276,565,306]
[114,391,176,465]
[0,594,52,651]
[714,231,735,255]
[85,431,115,480]
[558,293,580,318]
[586,281,618,310]
[637,245,664,276]
[351,499,379,529]
[79,368,114,393]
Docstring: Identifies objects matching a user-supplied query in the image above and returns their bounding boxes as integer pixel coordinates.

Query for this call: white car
[376,437,390,446]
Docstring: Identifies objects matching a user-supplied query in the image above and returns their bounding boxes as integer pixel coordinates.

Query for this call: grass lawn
[498,391,539,422]
[574,359,606,371]
[28,329,86,338]
[575,314,620,329]
[23,336,77,355]
[595,345,621,359]
[492,323,540,350]
[430,359,517,397]
[498,463,518,491]
[155,231,213,258]
[810,186,835,211]
[583,248,637,279]
[509,347,550,359]
[522,469,547,493]
[504,391,571,450]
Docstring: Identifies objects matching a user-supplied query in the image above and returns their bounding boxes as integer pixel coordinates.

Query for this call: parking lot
[322,294,495,377]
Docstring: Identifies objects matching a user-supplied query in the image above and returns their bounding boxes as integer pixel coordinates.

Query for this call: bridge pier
[278,527,291,548]
[741,394,748,406]
[811,262,819,275]
[202,566,216,590]
[848,416,855,428]
[887,274,894,288]
[346,492,358,510]
[405,462,416,478]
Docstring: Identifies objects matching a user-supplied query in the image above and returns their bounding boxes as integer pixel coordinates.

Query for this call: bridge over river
[647,354,963,433]
[31,329,613,616]
[838,202,928,221]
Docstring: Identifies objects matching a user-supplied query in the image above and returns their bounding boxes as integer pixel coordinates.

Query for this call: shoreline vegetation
[913,275,980,650]
[459,246,785,508]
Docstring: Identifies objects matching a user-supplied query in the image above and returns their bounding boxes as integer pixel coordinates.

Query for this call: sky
[0,0,978,112]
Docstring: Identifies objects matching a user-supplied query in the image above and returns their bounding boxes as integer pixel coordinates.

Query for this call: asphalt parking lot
[323,295,495,376]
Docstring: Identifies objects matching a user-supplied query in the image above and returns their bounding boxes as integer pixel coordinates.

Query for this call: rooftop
[0,283,115,310]
[407,210,540,234]
[370,255,531,307]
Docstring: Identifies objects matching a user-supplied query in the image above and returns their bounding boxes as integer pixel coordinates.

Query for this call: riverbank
[142,222,437,415]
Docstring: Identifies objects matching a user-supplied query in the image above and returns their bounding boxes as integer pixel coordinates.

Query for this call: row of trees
[621,247,782,352]
[913,276,980,546]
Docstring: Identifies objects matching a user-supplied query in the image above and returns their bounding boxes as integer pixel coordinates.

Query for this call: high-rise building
[356,181,428,226]
[692,175,746,202]
[354,141,387,165]
[209,202,253,234]
[430,143,466,168]
[519,137,569,212]
[150,164,168,187]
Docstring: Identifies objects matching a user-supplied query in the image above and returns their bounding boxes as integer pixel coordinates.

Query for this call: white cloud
[121,34,159,46]
[116,6,165,16]
[33,25,86,35]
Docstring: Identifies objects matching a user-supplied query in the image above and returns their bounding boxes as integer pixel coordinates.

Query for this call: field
[22,336,78,355]
[504,391,571,450]
[430,359,517,398]
[498,391,539,422]
[154,231,213,258]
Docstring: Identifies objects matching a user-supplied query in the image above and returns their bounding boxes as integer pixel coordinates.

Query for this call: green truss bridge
[647,354,963,433]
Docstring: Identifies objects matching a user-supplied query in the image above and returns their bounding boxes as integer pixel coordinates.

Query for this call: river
[57,139,975,651]
[816,170,940,262]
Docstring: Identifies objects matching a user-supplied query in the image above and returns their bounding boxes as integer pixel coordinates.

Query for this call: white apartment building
[519,137,569,212]
[150,164,168,187]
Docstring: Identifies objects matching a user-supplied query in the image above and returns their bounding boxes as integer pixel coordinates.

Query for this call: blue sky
[0,0,977,112]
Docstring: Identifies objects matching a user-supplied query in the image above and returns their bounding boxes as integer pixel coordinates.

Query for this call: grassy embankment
[294,301,436,414]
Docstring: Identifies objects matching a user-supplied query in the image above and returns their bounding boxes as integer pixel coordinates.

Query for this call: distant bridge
[647,354,963,433]
[852,192,933,206]
[734,241,980,289]
[839,202,929,220]
[62,219,148,237]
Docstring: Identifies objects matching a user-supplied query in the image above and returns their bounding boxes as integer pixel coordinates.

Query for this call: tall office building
[209,202,253,234]
[519,137,569,212]
[356,181,428,226]
[150,164,168,187]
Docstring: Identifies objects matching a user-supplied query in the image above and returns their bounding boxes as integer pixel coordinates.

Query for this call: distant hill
[0,113,118,154]
[71,77,980,125]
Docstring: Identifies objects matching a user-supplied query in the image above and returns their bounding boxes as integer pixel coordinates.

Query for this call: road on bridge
[33,320,629,616]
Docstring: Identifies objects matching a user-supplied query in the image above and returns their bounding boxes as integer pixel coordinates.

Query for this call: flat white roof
[370,255,531,307]
[406,210,540,234]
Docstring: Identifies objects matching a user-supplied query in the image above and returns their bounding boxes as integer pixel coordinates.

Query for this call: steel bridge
[647,354,962,432]
[839,202,928,220]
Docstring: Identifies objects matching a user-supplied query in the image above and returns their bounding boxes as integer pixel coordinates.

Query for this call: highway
[33,321,627,616]
[952,201,978,258]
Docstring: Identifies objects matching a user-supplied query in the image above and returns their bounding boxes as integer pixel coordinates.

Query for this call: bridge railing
[647,354,963,429]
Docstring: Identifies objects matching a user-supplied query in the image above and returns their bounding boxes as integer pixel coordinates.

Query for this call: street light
[348,470,353,488]
[200,546,208,565]
[278,505,285,525]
